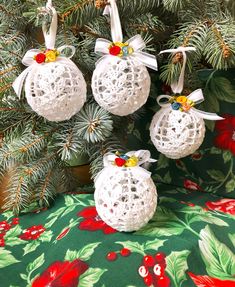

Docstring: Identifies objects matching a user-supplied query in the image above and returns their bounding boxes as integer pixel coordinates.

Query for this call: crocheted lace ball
[92,56,150,116]
[150,108,205,159]
[25,60,87,122]
[95,167,157,232]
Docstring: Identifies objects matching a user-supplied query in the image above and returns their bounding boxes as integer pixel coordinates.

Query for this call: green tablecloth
[0,186,234,287]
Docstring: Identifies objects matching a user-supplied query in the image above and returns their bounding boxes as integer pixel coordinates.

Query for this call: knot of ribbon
[12,0,76,98]
[158,46,224,121]
[94,150,156,189]
[94,0,158,71]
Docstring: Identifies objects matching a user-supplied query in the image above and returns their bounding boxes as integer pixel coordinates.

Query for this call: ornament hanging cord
[12,0,76,98]
[157,46,224,121]
[94,0,158,71]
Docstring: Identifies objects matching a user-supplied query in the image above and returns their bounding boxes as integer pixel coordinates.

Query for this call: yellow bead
[45,50,57,62]
[176,96,187,104]
[125,156,138,167]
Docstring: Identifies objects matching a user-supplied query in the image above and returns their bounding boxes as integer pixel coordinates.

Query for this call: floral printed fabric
[0,189,234,287]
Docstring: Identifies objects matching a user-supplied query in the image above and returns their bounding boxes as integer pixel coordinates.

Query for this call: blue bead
[120,154,129,160]
[122,46,129,56]
[171,102,182,110]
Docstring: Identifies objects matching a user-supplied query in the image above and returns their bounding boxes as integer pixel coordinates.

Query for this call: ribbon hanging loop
[94,1,158,70]
[160,46,196,94]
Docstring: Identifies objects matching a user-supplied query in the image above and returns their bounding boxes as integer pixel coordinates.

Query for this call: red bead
[115,157,126,167]
[106,252,117,261]
[120,248,131,257]
[35,53,46,64]
[155,252,166,264]
[109,45,121,56]
[143,255,155,267]
[156,275,171,287]
[143,273,153,286]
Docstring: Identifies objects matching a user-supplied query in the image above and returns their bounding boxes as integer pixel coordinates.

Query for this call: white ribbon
[160,46,196,94]
[158,46,223,121]
[157,89,224,120]
[12,0,76,98]
[94,150,157,189]
[94,0,158,71]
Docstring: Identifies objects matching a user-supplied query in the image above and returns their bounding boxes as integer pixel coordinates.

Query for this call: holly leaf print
[180,206,228,227]
[4,225,25,246]
[166,250,190,287]
[79,268,107,287]
[199,225,235,279]
[39,230,53,242]
[143,238,166,251]
[229,233,235,248]
[116,239,166,255]
[65,242,100,262]
[0,249,19,268]
[23,241,40,256]
[76,242,101,261]
[135,206,186,237]
[26,253,45,274]
[116,241,145,255]
[188,272,235,286]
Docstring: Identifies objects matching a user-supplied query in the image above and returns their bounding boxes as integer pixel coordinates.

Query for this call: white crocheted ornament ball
[95,167,157,232]
[150,108,205,159]
[25,59,87,122]
[92,56,150,116]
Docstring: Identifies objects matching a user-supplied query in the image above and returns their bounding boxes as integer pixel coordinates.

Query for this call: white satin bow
[158,46,224,121]
[94,150,156,189]
[12,0,76,98]
[94,0,158,71]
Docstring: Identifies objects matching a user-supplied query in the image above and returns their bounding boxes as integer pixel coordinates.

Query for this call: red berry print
[144,273,153,286]
[138,265,149,278]
[155,252,166,264]
[106,252,117,261]
[120,248,131,257]
[0,221,11,232]
[143,255,155,267]
[156,275,171,287]
[11,218,19,225]
[153,264,165,277]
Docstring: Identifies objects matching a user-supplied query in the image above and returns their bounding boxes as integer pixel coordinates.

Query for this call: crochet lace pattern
[150,108,206,159]
[95,167,157,232]
[92,56,150,116]
[25,60,87,122]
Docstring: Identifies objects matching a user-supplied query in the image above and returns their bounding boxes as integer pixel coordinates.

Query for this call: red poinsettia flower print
[188,272,235,287]
[19,225,46,240]
[77,206,117,234]
[214,114,235,155]
[184,179,202,191]
[32,259,88,287]
[205,198,235,215]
